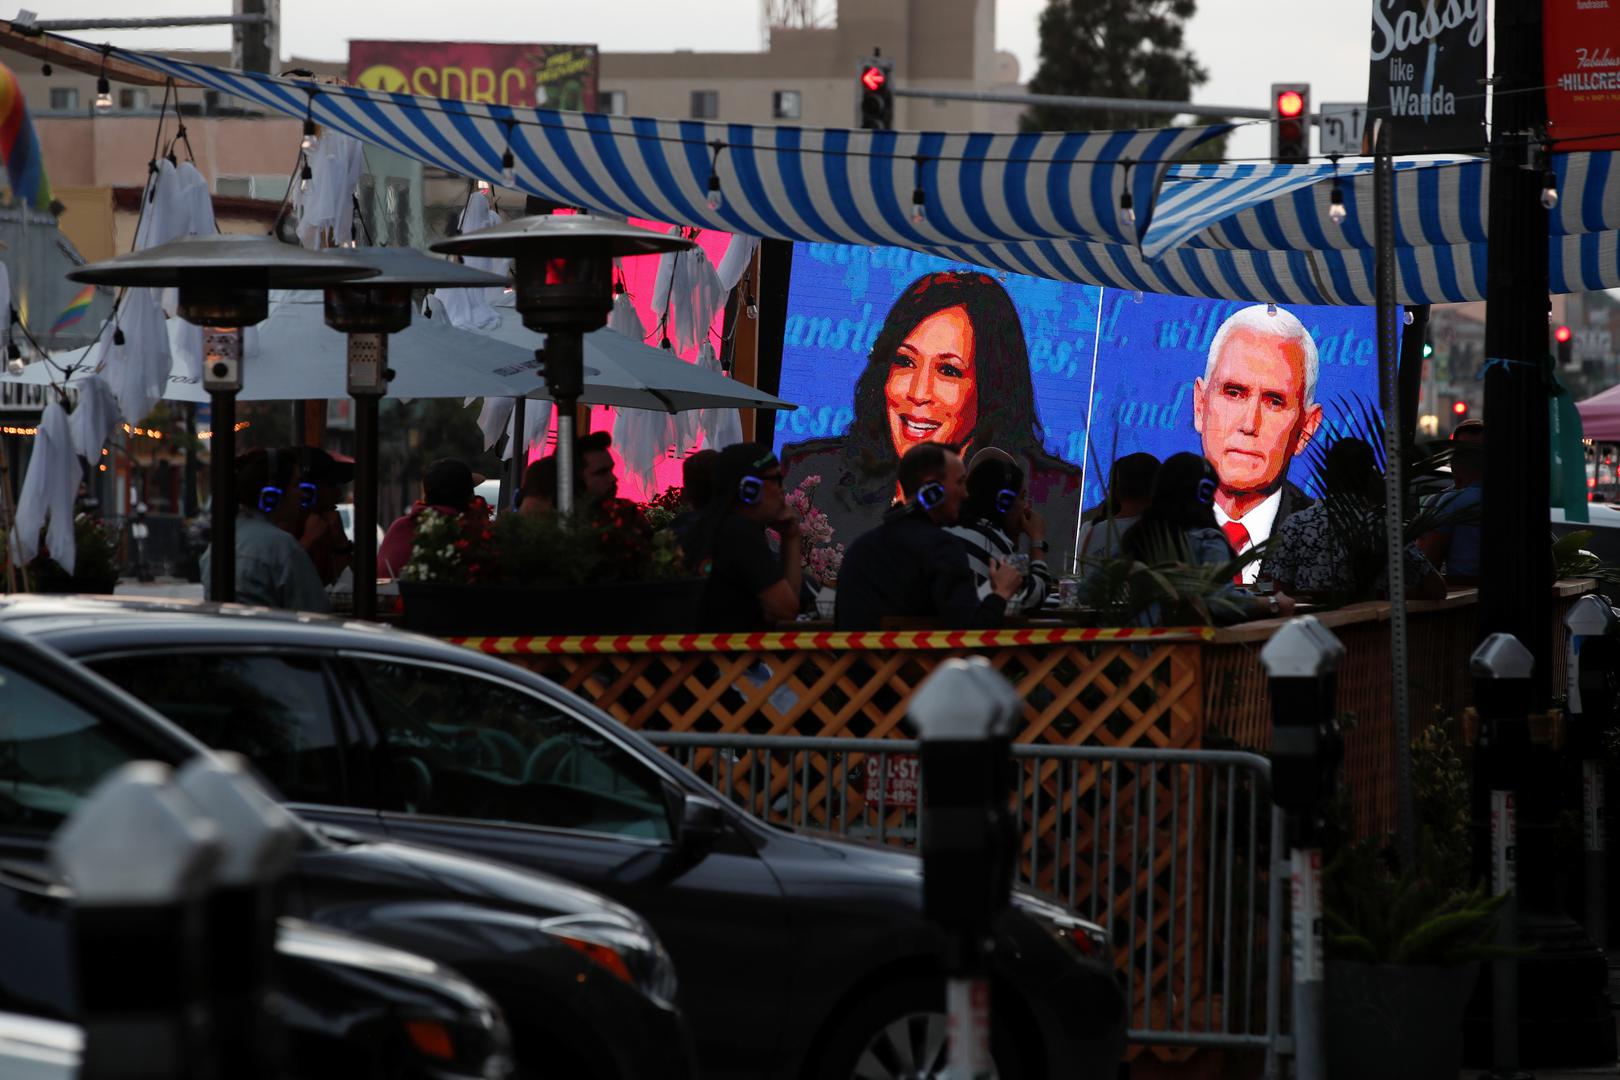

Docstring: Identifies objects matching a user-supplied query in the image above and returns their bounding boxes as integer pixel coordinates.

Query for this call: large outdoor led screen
[772,241,1385,565]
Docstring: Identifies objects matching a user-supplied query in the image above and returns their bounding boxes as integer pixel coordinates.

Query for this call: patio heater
[322,248,508,620]
[433,216,693,516]
[69,236,375,602]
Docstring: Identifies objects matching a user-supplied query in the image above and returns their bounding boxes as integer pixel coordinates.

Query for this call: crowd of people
[204,415,1484,633]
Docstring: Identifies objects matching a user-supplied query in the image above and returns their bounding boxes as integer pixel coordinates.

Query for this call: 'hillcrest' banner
[1365,0,1487,152]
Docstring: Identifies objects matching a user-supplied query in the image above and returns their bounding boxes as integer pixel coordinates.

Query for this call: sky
[40,0,1380,160]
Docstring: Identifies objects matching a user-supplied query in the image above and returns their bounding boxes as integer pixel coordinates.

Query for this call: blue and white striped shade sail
[111,48,1620,306]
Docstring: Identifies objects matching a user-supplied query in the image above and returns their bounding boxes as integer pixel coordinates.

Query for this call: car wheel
[812,977,1023,1080]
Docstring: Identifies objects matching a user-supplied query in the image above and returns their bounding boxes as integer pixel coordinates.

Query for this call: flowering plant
[401,497,496,585]
[778,474,844,587]
[641,485,687,533]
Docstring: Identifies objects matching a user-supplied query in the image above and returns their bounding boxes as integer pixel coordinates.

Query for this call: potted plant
[24,513,122,595]
[1322,722,1518,1080]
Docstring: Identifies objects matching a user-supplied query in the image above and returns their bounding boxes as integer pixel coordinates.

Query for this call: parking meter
[130,503,152,583]
[1471,632,1534,1080]
[1564,597,1619,951]
[51,762,222,1080]
[1259,616,1344,1080]
[907,658,1022,1080]
[175,754,301,1080]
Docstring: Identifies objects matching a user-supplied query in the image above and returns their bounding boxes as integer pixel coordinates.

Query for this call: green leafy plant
[641,486,686,533]
[492,499,685,588]
[401,501,497,585]
[1078,529,1266,627]
[1553,530,1620,592]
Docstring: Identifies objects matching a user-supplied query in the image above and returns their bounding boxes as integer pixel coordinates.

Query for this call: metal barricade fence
[647,732,1287,1064]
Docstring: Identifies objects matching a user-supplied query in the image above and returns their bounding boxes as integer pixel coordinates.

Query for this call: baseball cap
[293,446,356,485]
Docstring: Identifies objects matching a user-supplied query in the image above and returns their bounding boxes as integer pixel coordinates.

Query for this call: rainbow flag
[0,60,51,212]
[51,285,95,333]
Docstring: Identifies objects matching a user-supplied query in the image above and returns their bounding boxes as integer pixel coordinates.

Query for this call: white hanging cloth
[294,128,366,248]
[437,191,507,331]
[693,342,743,450]
[96,288,173,426]
[165,161,221,379]
[10,401,78,574]
[607,284,645,341]
[471,395,553,462]
[0,261,11,338]
[715,234,759,292]
[67,373,120,464]
[612,409,672,494]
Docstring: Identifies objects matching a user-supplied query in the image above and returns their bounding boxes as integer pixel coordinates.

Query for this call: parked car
[0,620,693,1080]
[0,596,1129,1080]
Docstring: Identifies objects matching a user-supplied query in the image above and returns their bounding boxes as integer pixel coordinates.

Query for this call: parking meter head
[175,754,301,888]
[1470,633,1534,681]
[1261,618,1346,816]
[50,761,222,905]
[906,658,1022,742]
[1564,595,1620,638]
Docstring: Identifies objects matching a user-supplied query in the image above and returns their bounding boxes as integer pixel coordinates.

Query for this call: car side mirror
[678,794,724,852]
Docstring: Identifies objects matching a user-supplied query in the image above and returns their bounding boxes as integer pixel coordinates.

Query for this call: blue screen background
[773,240,1383,514]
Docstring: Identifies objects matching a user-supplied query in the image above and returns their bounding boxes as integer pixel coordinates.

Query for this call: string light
[745,290,758,320]
[1540,169,1559,210]
[1403,309,1415,326]
[1266,302,1279,317]
[500,120,517,187]
[94,79,112,112]
[299,157,313,194]
[1329,184,1347,226]
[1119,191,1135,228]
[6,341,22,376]
[113,326,126,346]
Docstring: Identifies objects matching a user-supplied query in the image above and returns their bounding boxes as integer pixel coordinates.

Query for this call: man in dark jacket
[835,444,1022,630]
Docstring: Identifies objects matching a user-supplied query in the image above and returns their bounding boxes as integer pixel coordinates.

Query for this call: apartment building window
[49,87,79,112]
[772,90,802,121]
[690,91,718,120]
[118,88,150,110]
[601,90,628,116]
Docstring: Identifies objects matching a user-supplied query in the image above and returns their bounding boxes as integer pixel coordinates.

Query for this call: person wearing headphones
[199,447,331,612]
[835,443,1022,630]
[947,455,1053,615]
[683,442,804,632]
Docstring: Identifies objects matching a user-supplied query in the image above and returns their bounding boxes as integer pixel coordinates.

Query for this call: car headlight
[538,912,679,1009]
[1010,892,1111,960]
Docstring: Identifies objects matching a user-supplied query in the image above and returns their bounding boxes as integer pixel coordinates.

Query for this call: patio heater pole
[203,328,242,602]
[349,335,382,621]
[509,396,527,513]
[547,335,584,518]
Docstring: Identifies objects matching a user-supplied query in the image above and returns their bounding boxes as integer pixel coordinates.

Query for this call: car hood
[305,827,642,925]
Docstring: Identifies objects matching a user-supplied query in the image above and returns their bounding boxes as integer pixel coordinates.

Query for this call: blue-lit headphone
[916,480,946,511]
[994,486,1019,515]
[738,475,764,505]
[1196,476,1217,506]
[258,448,318,513]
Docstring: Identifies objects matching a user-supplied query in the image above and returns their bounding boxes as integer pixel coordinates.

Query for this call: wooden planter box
[399,577,707,636]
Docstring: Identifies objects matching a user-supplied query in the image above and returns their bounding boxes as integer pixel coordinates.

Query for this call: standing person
[1417,420,1484,586]
[377,458,485,579]
[835,443,1023,630]
[1192,305,1324,582]
[683,443,803,632]
[1120,452,1293,624]
[200,448,330,612]
[1076,452,1160,568]
[781,271,1082,548]
[947,455,1053,614]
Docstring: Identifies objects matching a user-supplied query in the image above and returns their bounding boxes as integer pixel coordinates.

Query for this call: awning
[98,46,1620,306]
[1577,382,1620,443]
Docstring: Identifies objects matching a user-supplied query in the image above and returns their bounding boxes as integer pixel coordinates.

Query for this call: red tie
[1221,520,1251,584]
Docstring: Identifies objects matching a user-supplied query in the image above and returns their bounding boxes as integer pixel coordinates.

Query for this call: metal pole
[545,332,586,519]
[353,393,379,621]
[890,85,1272,121]
[1480,0,1553,701]
[1373,118,1417,873]
[1490,789,1525,1080]
[210,388,235,603]
[20,14,272,31]
[1290,843,1325,1080]
[509,396,527,514]
[555,400,575,517]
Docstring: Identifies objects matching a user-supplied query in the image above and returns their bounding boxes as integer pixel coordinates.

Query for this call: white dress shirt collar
[1213,487,1284,584]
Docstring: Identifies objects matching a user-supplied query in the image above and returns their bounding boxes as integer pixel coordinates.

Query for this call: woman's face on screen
[884,304,979,456]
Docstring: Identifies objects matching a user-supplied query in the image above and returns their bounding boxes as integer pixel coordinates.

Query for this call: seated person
[1417,420,1483,586]
[836,443,1021,630]
[378,458,486,578]
[670,448,719,552]
[1262,437,1446,602]
[1076,452,1160,567]
[519,455,559,518]
[946,454,1053,614]
[682,443,803,631]
[1120,452,1294,624]
[200,447,330,612]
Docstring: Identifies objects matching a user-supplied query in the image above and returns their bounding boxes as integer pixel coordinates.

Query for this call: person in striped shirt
[947,454,1053,615]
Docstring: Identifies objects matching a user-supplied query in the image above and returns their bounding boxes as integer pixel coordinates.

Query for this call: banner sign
[771,242,1381,565]
[1545,0,1620,152]
[1365,0,1487,152]
[348,41,599,111]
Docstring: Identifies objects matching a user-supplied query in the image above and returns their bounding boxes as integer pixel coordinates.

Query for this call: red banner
[347,41,598,112]
[1544,1,1620,152]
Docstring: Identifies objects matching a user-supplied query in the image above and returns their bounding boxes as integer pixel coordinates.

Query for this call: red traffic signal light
[860,65,886,92]
[1452,400,1469,416]
[1555,324,1573,344]
[1270,83,1310,164]
[1276,90,1305,118]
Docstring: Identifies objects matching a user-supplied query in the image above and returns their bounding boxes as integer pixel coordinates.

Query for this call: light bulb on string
[1403,309,1415,326]
[94,76,112,112]
[301,116,318,154]
[1119,190,1135,228]
[6,343,22,376]
[1266,302,1278,317]
[911,186,926,226]
[745,292,758,320]
[1540,170,1559,210]
[706,171,723,211]
[1132,290,1144,304]
[113,327,126,346]
[299,160,312,194]
[501,147,516,187]
[1328,184,1347,226]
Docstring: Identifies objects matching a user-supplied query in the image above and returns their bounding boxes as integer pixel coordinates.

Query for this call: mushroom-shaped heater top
[324,247,509,335]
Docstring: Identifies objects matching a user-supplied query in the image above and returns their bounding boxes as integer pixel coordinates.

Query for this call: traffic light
[1556,324,1574,366]
[1271,83,1311,164]
[1452,400,1469,418]
[857,54,894,131]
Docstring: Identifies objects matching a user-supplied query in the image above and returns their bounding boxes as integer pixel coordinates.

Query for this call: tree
[1021,0,1223,154]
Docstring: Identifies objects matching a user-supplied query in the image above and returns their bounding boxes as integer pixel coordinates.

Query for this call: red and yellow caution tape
[448,625,1215,655]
